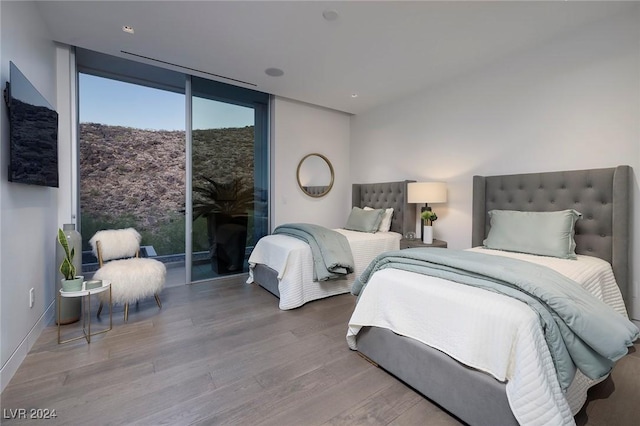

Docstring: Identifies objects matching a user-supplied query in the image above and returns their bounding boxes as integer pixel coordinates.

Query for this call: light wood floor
[2,275,639,425]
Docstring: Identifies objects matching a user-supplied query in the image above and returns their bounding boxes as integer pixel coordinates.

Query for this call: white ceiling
[35,1,634,115]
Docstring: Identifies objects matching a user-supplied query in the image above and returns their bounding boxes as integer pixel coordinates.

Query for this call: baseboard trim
[0,300,55,393]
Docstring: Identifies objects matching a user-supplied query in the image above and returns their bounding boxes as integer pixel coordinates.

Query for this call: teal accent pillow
[345,207,385,233]
[483,209,582,259]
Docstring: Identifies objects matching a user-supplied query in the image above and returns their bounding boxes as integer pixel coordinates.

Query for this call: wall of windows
[76,49,269,285]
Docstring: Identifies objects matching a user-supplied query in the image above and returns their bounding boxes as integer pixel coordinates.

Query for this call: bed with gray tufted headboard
[351,180,416,237]
[352,166,633,426]
[472,166,630,306]
[250,180,415,309]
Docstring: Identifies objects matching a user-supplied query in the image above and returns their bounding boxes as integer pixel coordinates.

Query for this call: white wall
[0,1,58,391]
[350,9,640,319]
[272,97,351,229]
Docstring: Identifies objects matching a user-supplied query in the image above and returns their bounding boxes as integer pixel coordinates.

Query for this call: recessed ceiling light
[265,68,284,77]
[323,10,339,21]
[122,26,134,34]
[351,93,358,98]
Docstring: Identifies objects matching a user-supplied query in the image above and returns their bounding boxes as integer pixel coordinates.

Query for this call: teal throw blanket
[273,223,355,282]
[352,248,639,390]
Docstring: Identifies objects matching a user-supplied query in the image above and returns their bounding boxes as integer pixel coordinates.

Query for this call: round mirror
[296,153,334,198]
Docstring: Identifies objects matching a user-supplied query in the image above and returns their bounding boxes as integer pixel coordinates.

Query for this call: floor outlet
[29,288,35,308]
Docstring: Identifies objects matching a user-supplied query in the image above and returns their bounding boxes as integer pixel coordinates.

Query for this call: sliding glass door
[190,77,269,282]
[77,49,269,285]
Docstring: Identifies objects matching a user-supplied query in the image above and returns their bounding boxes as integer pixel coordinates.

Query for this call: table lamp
[407,182,447,242]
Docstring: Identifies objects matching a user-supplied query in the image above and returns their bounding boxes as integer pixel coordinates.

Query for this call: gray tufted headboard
[472,166,631,304]
[352,180,416,237]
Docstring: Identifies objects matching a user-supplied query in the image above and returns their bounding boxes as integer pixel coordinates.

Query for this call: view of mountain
[79,123,255,252]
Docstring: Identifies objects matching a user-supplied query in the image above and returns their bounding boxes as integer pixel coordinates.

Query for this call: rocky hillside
[80,123,255,230]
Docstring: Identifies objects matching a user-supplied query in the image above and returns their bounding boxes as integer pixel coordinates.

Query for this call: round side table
[57,280,112,344]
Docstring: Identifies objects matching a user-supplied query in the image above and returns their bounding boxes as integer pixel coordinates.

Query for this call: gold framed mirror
[296,153,334,198]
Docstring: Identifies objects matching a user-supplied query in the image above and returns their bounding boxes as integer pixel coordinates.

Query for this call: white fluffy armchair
[90,228,166,322]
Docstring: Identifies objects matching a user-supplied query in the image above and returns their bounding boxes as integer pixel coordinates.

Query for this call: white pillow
[364,206,394,232]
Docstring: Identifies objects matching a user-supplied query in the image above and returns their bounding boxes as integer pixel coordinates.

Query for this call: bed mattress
[248,229,401,309]
[347,248,629,425]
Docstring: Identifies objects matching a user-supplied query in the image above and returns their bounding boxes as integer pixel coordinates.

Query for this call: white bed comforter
[248,229,401,309]
[346,248,629,426]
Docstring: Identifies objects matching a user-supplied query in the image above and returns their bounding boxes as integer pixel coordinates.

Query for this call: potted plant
[192,177,254,273]
[58,228,83,291]
[420,210,438,244]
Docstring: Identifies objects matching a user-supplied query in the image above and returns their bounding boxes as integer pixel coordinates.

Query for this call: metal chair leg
[124,303,129,323]
[154,293,162,309]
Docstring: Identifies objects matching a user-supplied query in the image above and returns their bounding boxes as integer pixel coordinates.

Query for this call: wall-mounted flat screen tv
[5,61,59,187]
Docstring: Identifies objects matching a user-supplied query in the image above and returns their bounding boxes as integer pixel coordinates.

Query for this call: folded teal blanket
[352,248,639,390]
[273,223,355,281]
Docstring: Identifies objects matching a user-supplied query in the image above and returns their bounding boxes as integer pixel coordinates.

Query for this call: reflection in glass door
[190,77,269,282]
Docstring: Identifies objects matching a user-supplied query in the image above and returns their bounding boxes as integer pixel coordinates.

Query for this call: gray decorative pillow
[364,206,394,232]
[345,207,385,233]
[483,209,582,259]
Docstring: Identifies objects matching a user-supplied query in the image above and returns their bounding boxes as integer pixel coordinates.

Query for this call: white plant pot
[423,226,433,244]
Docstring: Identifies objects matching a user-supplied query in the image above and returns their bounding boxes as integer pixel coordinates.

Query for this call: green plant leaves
[192,177,254,220]
[57,228,76,280]
[420,210,438,225]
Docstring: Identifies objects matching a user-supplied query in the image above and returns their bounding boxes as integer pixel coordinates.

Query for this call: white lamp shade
[408,182,447,204]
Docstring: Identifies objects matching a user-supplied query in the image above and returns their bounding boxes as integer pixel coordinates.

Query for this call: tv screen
[6,61,59,187]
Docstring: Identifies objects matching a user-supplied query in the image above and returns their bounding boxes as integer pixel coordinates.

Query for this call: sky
[78,73,253,131]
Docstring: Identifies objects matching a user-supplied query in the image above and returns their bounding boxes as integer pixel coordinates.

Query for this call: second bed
[248,180,416,309]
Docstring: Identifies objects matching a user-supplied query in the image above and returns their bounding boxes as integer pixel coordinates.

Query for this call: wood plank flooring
[2,275,639,425]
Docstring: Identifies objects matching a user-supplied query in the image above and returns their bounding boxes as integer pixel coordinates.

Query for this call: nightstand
[400,238,447,249]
